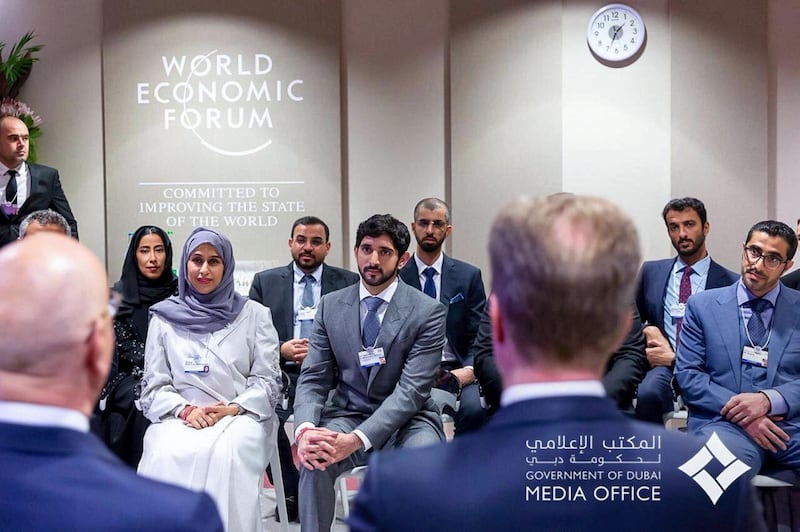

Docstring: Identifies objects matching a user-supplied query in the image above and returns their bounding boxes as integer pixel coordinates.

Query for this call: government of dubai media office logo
[136,49,305,157]
[678,432,750,504]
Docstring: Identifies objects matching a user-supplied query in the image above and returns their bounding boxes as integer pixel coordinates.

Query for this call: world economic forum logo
[678,432,750,504]
[137,49,305,157]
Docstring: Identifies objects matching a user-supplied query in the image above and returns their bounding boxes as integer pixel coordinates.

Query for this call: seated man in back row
[677,220,800,478]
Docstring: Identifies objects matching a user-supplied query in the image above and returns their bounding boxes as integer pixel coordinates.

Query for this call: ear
[398,251,411,269]
[444,224,453,239]
[489,293,504,345]
[703,221,710,236]
[287,237,293,249]
[85,319,113,395]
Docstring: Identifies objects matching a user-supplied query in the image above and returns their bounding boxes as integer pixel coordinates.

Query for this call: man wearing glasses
[400,197,488,434]
[676,220,800,477]
[780,218,800,290]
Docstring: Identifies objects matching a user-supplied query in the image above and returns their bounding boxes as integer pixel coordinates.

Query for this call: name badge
[669,303,686,319]
[1,203,18,216]
[359,346,386,368]
[184,353,210,373]
[742,345,768,368]
[298,307,317,321]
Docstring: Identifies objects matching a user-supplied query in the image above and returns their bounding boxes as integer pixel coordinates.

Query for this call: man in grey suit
[249,215,358,521]
[294,213,447,531]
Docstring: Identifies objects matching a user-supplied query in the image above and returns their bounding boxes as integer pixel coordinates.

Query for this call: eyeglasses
[743,245,788,270]
[415,219,448,230]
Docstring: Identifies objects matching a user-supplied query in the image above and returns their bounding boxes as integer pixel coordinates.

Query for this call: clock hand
[611,25,622,42]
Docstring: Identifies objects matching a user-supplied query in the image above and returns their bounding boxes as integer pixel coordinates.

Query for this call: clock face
[587,3,646,63]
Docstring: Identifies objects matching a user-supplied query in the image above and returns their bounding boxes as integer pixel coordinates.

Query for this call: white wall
[0,0,104,261]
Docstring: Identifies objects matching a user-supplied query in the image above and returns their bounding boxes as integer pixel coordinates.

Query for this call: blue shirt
[663,255,711,349]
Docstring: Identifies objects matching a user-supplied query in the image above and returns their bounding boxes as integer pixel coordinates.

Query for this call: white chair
[267,415,289,532]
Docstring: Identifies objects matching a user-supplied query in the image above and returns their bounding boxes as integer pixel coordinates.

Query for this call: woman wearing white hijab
[138,227,281,532]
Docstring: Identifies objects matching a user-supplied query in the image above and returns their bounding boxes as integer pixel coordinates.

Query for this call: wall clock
[587,3,646,64]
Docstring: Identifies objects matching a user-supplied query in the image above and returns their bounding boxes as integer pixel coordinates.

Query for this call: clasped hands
[295,428,362,471]
[182,402,239,430]
[721,392,789,453]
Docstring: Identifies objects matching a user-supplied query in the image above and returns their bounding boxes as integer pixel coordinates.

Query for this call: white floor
[261,487,350,532]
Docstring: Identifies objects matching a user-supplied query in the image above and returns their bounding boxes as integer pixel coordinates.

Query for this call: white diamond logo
[678,432,751,504]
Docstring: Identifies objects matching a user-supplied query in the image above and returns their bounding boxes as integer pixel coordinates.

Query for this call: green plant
[0,31,44,99]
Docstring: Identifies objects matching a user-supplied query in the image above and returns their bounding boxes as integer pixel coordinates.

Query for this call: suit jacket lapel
[19,163,42,213]
[279,264,294,338]
[655,258,677,330]
[320,264,336,294]
[438,255,455,307]
[710,285,743,389]
[339,286,370,386]
[766,288,800,386]
[401,259,422,290]
[367,282,411,389]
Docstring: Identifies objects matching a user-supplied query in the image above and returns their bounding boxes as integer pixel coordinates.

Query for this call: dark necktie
[747,298,770,345]
[674,266,693,347]
[362,296,384,347]
[423,267,436,299]
[299,274,316,338]
[6,170,17,204]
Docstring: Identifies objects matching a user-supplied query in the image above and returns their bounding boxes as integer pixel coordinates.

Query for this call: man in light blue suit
[294,214,446,532]
[676,220,800,476]
[350,195,762,532]
[0,234,222,531]
[400,197,487,434]
[635,197,737,423]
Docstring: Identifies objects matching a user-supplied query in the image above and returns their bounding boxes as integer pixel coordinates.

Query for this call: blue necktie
[747,298,769,345]
[299,275,315,338]
[362,297,384,347]
[423,267,436,299]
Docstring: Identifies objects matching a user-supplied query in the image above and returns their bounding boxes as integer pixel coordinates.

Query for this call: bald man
[0,116,78,246]
[0,235,223,531]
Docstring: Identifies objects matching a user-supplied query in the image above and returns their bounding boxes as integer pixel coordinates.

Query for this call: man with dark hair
[249,215,358,521]
[293,213,446,531]
[677,220,800,477]
[18,209,71,238]
[635,197,738,424]
[350,195,761,531]
[0,234,222,531]
[779,218,800,290]
[400,197,487,433]
[0,116,78,246]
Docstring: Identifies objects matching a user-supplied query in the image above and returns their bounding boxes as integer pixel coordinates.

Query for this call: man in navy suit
[249,215,358,521]
[350,195,762,532]
[635,197,737,423]
[676,220,800,477]
[780,218,800,290]
[0,234,222,531]
[0,116,78,246]
[399,197,487,433]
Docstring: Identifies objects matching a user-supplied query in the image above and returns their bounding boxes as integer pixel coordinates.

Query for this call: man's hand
[451,366,475,387]
[742,416,789,453]
[296,428,362,471]
[280,338,310,363]
[643,325,675,367]
[721,393,771,426]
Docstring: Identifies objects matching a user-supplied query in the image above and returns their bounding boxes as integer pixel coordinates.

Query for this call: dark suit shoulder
[252,263,292,281]
[26,162,59,175]
[781,269,800,290]
[323,264,359,283]
[708,259,739,287]
[444,255,482,275]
